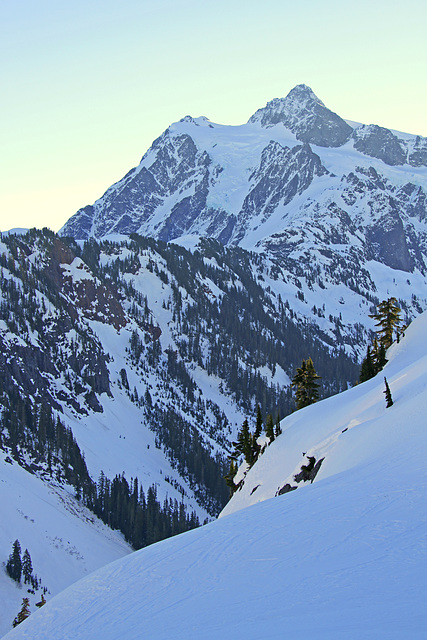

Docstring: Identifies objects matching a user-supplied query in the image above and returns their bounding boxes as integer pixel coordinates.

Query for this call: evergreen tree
[22,549,33,585]
[6,539,22,583]
[305,358,321,404]
[12,598,30,628]
[252,405,263,459]
[224,458,238,496]
[291,359,307,409]
[265,413,275,443]
[384,377,393,408]
[370,297,402,348]
[275,412,282,437]
[359,345,375,382]
[291,357,321,410]
[232,418,253,466]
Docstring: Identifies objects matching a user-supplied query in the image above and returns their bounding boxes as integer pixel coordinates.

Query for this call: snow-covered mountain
[6,310,427,639]
[61,83,427,250]
[60,83,427,358]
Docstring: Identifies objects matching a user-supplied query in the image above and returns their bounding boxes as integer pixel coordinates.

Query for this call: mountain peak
[284,83,325,107]
[248,84,352,147]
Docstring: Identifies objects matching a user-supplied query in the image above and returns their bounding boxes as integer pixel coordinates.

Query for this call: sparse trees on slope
[229,406,282,492]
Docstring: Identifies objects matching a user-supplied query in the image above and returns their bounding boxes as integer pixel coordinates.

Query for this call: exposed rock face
[352,125,407,166]
[351,125,427,168]
[231,141,329,244]
[64,133,212,241]
[61,205,94,240]
[249,84,353,147]
[366,199,414,272]
[43,238,127,331]
[276,483,297,496]
[409,136,427,167]
[275,456,324,498]
[0,336,63,411]
[157,151,211,242]
[295,456,324,483]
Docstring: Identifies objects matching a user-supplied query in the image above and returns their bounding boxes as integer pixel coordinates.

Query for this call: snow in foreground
[5,314,427,639]
[0,458,131,638]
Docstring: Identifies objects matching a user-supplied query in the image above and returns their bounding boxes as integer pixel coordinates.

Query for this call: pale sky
[1,0,426,233]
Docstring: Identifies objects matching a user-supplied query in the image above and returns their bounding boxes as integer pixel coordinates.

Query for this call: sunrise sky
[1,0,426,232]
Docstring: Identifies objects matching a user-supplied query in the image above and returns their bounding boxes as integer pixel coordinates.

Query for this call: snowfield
[0,455,131,638]
[5,312,427,639]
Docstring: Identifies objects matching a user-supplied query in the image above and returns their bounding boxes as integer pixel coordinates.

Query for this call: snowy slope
[0,231,236,634]
[6,312,427,639]
[221,312,427,516]
[0,452,131,638]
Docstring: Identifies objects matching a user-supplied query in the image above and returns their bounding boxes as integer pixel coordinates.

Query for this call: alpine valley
[1,85,427,637]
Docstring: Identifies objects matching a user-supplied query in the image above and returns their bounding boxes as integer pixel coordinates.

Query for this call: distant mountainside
[61,83,427,261]
[8,311,427,640]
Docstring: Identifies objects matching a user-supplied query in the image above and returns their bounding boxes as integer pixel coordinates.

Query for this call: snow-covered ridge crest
[221,311,427,517]
[249,84,325,123]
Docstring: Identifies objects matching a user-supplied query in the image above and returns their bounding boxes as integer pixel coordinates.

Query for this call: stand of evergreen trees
[0,392,199,550]
[6,540,43,592]
[146,403,230,515]
[226,405,282,495]
[93,472,199,549]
